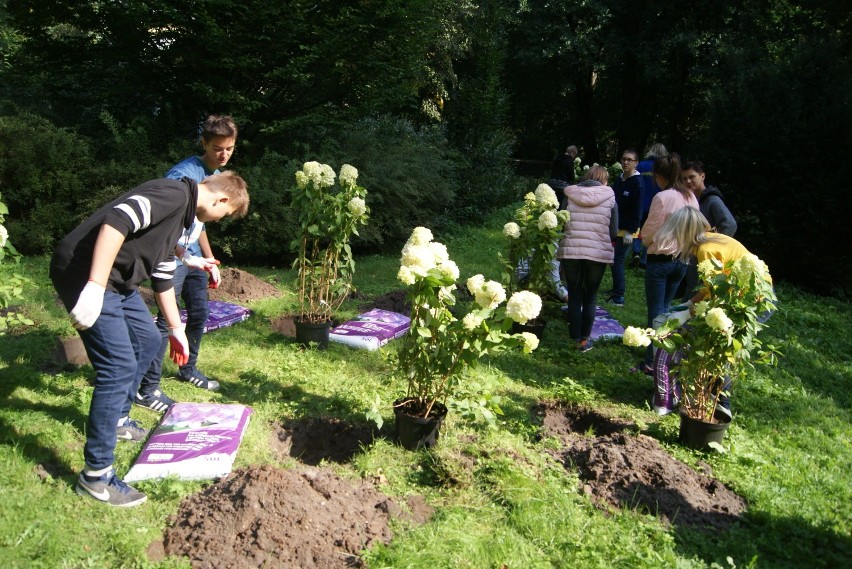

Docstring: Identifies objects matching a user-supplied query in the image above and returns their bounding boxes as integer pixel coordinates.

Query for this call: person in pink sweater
[632,153,698,374]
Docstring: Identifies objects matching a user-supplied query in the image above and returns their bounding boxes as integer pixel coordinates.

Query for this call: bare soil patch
[161,464,431,568]
[271,417,377,465]
[537,401,746,529]
[208,268,281,303]
[362,289,410,314]
[269,314,297,338]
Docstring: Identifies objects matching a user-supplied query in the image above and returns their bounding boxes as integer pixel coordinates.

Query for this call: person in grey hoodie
[679,160,737,300]
[556,166,618,352]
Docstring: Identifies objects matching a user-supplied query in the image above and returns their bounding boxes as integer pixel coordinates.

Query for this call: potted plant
[393,227,543,449]
[290,161,369,348]
[623,254,778,449]
[501,183,569,337]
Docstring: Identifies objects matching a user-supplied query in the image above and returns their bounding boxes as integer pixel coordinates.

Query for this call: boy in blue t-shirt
[135,115,238,412]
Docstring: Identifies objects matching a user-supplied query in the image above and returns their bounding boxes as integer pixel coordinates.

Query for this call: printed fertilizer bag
[329,308,410,351]
[124,402,252,482]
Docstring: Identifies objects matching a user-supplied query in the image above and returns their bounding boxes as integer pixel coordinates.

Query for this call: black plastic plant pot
[393,397,448,450]
[678,409,732,451]
[294,318,332,350]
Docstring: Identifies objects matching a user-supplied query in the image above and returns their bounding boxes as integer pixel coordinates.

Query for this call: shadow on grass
[673,509,852,568]
[0,331,87,479]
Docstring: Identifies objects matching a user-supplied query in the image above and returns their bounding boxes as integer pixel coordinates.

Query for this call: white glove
[168,326,190,366]
[180,252,210,271]
[670,309,692,327]
[623,233,634,245]
[204,257,221,288]
[70,281,106,330]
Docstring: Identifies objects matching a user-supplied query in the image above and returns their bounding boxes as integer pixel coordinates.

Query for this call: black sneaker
[178,370,220,391]
[116,419,148,442]
[134,389,175,413]
[577,339,593,353]
[76,468,147,507]
[608,295,625,307]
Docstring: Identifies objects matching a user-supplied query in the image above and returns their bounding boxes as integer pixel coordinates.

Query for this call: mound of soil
[271,417,377,465]
[162,464,431,568]
[363,289,410,315]
[537,402,746,529]
[209,268,281,303]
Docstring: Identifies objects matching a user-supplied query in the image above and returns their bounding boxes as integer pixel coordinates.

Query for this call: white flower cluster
[462,313,483,330]
[519,331,539,353]
[537,210,558,230]
[0,224,7,249]
[732,253,769,286]
[534,184,560,209]
[467,274,507,310]
[697,258,722,280]
[524,192,536,203]
[705,307,733,332]
[398,227,459,285]
[622,326,653,348]
[296,161,337,189]
[505,290,542,325]
[503,222,521,239]
[347,197,366,217]
[339,164,358,188]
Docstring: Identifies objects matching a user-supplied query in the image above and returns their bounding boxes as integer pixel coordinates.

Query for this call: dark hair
[621,148,639,159]
[652,152,688,193]
[683,160,705,174]
[201,115,238,142]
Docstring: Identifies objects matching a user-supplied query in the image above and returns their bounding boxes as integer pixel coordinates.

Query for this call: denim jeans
[562,259,607,340]
[611,239,630,297]
[644,258,688,365]
[68,290,161,469]
[138,263,210,395]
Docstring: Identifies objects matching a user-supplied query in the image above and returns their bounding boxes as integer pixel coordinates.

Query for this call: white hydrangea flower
[506,290,542,325]
[524,192,536,203]
[318,163,336,188]
[705,307,733,332]
[574,157,581,165]
[474,280,507,310]
[698,259,720,279]
[428,241,449,263]
[347,197,366,217]
[339,164,358,188]
[623,326,652,347]
[400,243,437,276]
[295,170,309,189]
[556,210,570,224]
[408,227,433,246]
[519,331,539,353]
[438,284,457,301]
[503,222,521,239]
[538,210,558,230]
[467,274,485,295]
[694,300,710,317]
[0,224,7,249]
[438,259,460,281]
[534,184,560,209]
[583,165,590,172]
[397,265,416,285]
[462,313,483,330]
[612,161,623,171]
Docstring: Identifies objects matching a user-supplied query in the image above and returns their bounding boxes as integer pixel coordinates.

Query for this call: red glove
[204,257,221,289]
[168,326,189,366]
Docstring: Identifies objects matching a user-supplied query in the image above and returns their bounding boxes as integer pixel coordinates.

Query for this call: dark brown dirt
[208,268,281,303]
[270,417,377,465]
[362,289,411,315]
[537,401,746,530]
[269,314,297,338]
[162,464,431,569]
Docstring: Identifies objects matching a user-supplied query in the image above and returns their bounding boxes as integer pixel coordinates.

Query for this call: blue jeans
[138,263,210,394]
[65,290,161,469]
[562,259,607,340]
[611,239,630,297]
[644,258,688,365]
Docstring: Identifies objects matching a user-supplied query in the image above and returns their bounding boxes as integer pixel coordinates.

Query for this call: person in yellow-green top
[652,206,773,316]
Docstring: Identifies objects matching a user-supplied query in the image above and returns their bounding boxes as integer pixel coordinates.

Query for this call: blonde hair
[582,165,609,184]
[201,171,250,219]
[653,206,722,261]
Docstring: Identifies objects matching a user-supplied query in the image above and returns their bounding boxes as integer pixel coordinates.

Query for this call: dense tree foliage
[0,0,847,293]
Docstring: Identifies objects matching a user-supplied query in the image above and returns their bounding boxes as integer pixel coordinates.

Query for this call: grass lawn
[1,208,850,568]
